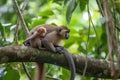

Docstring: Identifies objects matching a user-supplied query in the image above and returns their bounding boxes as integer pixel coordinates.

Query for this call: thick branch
[103,0,120,78]
[0,46,119,78]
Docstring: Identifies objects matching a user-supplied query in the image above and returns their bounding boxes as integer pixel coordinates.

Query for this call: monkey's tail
[35,62,45,80]
[61,48,76,80]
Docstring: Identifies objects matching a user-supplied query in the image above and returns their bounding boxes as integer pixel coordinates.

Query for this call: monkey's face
[57,28,70,39]
[37,27,47,37]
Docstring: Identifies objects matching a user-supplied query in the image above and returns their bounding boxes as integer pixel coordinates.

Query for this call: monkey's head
[37,27,47,37]
[57,26,70,39]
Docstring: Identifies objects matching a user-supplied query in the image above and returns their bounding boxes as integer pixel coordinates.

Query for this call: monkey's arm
[23,31,38,46]
[25,31,38,41]
[41,38,57,52]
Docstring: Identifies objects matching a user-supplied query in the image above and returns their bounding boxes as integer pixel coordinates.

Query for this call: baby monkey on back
[24,26,46,49]
[24,24,76,80]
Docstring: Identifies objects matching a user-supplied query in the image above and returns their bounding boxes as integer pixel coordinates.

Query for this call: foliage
[0,0,120,80]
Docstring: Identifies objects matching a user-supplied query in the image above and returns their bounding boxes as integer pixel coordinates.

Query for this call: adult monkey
[41,24,76,80]
[24,24,76,80]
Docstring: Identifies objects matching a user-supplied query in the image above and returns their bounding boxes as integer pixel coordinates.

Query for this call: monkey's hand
[55,46,64,54]
[23,40,31,46]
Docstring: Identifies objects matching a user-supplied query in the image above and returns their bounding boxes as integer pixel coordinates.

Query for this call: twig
[22,62,32,80]
[13,0,32,80]
[13,0,29,36]
[96,0,104,17]
[14,0,28,45]
[87,1,98,43]
[14,20,20,45]
[82,1,90,78]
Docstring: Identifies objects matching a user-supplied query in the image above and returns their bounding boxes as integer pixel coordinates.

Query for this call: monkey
[24,26,46,50]
[24,24,76,80]
[41,25,76,80]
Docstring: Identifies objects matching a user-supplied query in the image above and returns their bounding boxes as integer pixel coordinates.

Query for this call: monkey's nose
[66,30,70,33]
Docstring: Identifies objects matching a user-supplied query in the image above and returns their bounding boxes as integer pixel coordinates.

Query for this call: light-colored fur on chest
[45,31,62,45]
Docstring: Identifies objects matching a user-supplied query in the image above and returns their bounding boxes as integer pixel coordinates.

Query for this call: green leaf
[0,23,3,36]
[66,0,77,23]
[0,0,7,5]
[3,67,20,80]
[60,68,70,80]
[0,23,5,42]
[78,44,87,53]
[29,18,47,29]
[78,0,88,11]
[64,0,69,7]
[38,9,54,17]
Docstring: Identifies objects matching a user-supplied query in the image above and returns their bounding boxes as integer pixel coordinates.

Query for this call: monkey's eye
[58,28,62,32]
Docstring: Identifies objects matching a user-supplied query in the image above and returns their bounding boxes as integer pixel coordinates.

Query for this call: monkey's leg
[37,40,46,50]
[41,38,56,52]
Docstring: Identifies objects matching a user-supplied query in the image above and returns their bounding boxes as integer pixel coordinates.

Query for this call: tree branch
[0,46,119,78]
[102,0,120,78]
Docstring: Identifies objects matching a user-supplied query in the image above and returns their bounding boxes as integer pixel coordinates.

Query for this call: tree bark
[0,46,119,78]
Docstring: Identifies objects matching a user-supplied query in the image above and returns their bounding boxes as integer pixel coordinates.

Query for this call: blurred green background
[0,0,120,80]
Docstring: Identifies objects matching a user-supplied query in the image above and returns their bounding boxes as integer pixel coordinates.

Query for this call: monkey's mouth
[65,34,69,39]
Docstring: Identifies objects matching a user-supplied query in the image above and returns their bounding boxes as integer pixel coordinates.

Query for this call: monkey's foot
[55,46,64,54]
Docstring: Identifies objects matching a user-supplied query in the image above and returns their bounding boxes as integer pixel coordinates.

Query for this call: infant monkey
[24,27,46,50]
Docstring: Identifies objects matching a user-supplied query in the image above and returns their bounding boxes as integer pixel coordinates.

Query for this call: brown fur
[24,24,74,80]
[41,25,70,52]
[24,27,46,49]
[41,25,76,80]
